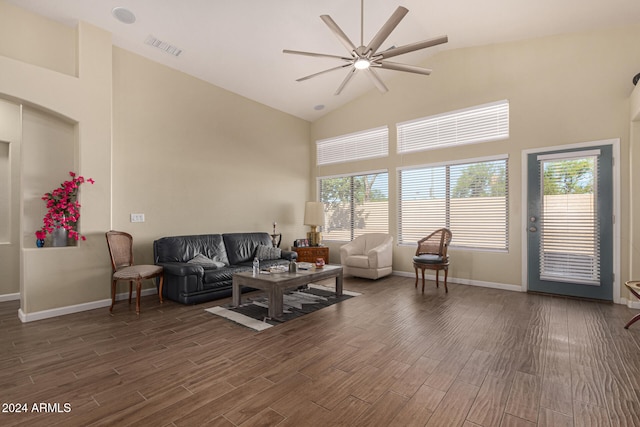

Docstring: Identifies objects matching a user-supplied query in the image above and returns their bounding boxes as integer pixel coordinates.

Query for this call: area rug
[205,284,360,331]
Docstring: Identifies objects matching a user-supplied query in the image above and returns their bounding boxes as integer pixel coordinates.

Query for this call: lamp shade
[304,201,325,226]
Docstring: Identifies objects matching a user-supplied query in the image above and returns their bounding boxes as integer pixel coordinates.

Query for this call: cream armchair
[340,233,393,279]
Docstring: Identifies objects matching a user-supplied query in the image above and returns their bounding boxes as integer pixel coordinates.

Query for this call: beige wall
[0,1,76,76]
[0,98,20,299]
[630,84,640,287]
[312,24,640,300]
[0,0,113,317]
[111,47,311,264]
[0,1,311,319]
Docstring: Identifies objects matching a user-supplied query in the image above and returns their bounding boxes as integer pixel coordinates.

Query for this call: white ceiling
[7,0,640,121]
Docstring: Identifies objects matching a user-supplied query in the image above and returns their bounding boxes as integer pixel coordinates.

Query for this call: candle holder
[270,221,281,247]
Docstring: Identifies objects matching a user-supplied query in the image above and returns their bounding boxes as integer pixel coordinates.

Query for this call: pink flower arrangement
[36,171,95,242]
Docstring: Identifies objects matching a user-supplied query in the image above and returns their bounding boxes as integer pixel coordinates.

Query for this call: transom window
[316,126,388,166]
[397,100,509,153]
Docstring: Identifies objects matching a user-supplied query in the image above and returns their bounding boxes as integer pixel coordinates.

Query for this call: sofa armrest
[281,250,298,261]
[157,262,204,278]
[340,243,357,262]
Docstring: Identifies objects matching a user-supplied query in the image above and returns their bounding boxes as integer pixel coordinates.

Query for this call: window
[397,100,509,153]
[320,171,389,241]
[398,156,509,250]
[539,151,600,284]
[317,126,388,166]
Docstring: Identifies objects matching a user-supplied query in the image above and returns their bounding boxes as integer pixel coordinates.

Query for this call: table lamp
[304,201,325,246]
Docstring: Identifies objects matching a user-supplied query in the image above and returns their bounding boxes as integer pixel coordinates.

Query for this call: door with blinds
[526,145,613,300]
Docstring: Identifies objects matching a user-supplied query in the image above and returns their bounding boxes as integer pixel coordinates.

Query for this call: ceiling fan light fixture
[354,58,370,70]
[283,1,448,95]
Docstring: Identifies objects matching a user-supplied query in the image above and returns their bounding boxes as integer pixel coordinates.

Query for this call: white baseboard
[0,292,20,302]
[392,270,523,293]
[392,271,640,307]
[625,298,640,310]
[17,288,158,323]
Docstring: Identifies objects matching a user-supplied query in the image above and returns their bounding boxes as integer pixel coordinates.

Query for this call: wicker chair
[413,228,452,293]
[105,230,164,314]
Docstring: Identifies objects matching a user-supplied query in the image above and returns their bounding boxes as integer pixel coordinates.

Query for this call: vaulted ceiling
[7,0,640,121]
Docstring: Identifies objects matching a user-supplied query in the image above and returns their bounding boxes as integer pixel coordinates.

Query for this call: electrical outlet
[130,213,145,223]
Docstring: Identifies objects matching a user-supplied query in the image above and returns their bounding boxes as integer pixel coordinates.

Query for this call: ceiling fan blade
[335,68,357,95]
[320,14,357,54]
[283,49,352,61]
[297,64,352,82]
[365,6,409,56]
[378,61,432,75]
[377,36,448,60]
[365,68,388,93]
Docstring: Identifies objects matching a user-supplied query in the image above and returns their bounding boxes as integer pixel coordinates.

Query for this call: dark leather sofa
[153,232,297,304]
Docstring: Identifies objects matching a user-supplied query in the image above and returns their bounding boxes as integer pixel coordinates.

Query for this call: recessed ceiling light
[112,7,136,24]
[314,104,325,111]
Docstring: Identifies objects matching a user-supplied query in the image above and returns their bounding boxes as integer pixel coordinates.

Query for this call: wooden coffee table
[232,264,343,319]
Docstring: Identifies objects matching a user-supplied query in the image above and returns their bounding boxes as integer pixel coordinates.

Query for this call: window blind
[538,153,599,285]
[397,100,509,153]
[398,157,509,250]
[317,126,389,166]
[319,171,389,241]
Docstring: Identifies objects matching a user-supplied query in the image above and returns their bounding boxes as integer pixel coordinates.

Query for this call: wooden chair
[105,230,164,314]
[413,228,452,293]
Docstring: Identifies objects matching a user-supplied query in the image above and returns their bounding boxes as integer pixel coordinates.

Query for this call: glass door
[527,145,613,300]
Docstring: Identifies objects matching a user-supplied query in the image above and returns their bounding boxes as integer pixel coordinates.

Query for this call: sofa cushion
[413,254,445,264]
[223,232,274,265]
[187,254,225,269]
[154,234,229,265]
[203,266,245,286]
[344,255,370,269]
[255,244,281,260]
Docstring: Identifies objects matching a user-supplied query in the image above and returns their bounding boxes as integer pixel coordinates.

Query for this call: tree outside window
[320,172,389,241]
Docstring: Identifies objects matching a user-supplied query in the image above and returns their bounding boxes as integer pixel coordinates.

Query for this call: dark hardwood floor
[1,275,640,426]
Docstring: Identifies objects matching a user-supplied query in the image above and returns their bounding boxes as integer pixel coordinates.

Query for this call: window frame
[397,154,509,251]
[397,100,509,154]
[318,169,389,242]
[316,126,389,166]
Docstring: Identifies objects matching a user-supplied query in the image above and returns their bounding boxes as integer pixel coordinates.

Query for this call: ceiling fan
[283,0,448,95]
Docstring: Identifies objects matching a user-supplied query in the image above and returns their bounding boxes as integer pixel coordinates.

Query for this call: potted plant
[35,171,94,246]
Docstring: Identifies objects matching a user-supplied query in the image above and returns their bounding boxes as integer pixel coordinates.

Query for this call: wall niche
[22,106,77,248]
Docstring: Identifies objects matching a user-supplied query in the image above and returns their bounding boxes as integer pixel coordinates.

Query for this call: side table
[624,280,640,329]
[293,246,329,264]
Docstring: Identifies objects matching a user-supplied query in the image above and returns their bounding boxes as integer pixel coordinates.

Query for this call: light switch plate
[130,213,145,223]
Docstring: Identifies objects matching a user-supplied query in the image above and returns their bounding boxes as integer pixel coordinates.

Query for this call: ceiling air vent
[144,35,183,57]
